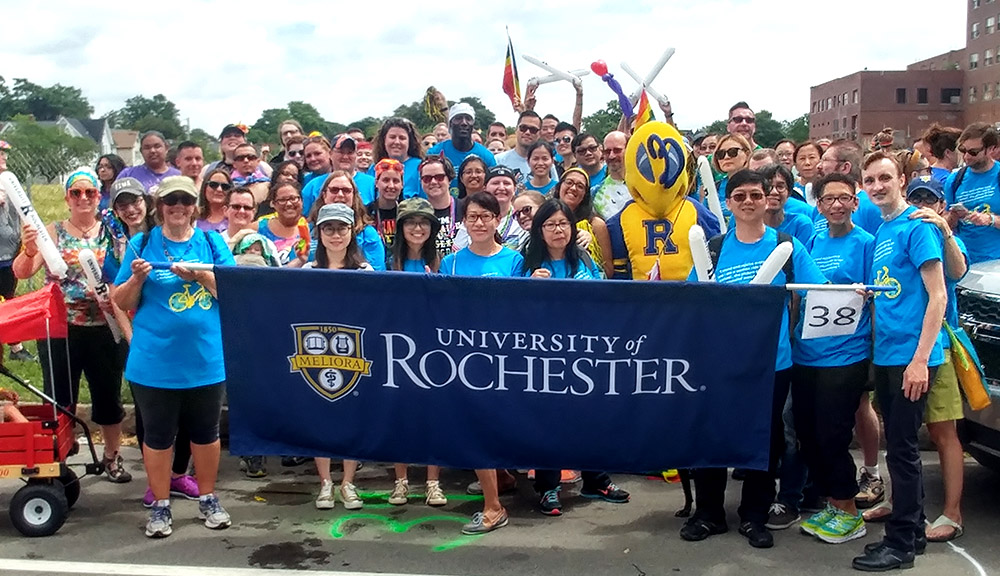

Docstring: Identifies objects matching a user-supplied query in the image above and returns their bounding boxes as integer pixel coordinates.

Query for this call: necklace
[67,219,99,238]
[162,229,196,262]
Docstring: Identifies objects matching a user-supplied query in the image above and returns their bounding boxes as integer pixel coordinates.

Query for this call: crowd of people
[0,92,997,572]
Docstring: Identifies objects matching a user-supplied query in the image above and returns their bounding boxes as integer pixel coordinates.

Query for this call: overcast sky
[0,0,967,134]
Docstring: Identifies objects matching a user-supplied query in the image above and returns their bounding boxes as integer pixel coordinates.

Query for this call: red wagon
[0,284,104,536]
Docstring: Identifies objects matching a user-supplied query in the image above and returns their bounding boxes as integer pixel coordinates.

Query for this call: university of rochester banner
[215,267,787,472]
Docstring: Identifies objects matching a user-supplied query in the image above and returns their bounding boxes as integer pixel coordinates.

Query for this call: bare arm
[903,260,947,401]
[173,265,218,300]
[591,217,614,279]
[113,258,150,312]
[572,83,583,130]
[11,223,47,279]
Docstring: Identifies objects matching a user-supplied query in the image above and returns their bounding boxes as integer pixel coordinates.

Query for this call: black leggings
[130,382,224,451]
[133,398,193,476]
[37,324,125,425]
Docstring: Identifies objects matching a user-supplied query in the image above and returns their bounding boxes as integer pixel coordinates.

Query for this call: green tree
[288,101,344,136]
[699,110,807,147]
[393,96,497,135]
[4,114,98,182]
[582,99,623,139]
[345,116,384,140]
[188,128,221,163]
[782,114,809,143]
[0,77,93,121]
[109,94,185,139]
[698,119,728,136]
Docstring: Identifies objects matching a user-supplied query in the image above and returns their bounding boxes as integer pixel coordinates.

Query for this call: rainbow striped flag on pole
[634,89,654,129]
[502,28,521,109]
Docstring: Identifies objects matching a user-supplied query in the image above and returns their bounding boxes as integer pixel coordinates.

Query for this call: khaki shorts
[925,354,964,424]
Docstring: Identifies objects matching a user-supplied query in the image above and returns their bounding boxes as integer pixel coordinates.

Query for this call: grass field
[3,184,133,404]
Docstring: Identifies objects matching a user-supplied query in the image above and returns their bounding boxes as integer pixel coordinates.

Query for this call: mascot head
[625,121,689,218]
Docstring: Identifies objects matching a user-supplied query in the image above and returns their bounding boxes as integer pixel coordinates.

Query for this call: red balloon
[590,60,608,76]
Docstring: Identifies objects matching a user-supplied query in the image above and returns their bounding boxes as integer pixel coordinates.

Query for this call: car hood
[959,259,1000,294]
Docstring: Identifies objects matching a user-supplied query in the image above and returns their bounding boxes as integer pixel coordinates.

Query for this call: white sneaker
[425,480,447,507]
[316,480,335,510]
[389,478,409,505]
[340,482,363,510]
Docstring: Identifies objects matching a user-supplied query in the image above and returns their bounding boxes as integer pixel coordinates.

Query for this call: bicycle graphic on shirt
[168,283,214,312]
[873,266,902,300]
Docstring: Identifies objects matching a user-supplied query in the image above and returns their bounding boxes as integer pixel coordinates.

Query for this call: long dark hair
[521,199,581,277]
[272,160,302,185]
[96,154,126,190]
[315,225,367,270]
[391,214,440,272]
[457,155,488,199]
[553,172,595,223]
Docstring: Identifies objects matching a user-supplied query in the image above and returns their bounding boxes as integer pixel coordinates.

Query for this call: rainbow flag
[634,90,654,129]
[502,29,521,109]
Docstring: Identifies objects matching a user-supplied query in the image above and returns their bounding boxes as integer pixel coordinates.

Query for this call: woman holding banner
[12,167,131,484]
[441,191,524,534]
[113,175,235,539]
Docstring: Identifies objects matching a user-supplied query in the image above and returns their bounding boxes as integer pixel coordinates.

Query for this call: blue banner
[216,267,787,472]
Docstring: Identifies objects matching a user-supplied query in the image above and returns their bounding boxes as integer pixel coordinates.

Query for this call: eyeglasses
[114,195,144,209]
[605,147,624,155]
[287,150,304,157]
[161,193,197,206]
[556,136,573,144]
[207,181,233,191]
[324,186,353,197]
[729,191,766,203]
[420,173,448,184]
[234,154,258,162]
[958,146,983,156]
[542,220,572,232]
[515,205,534,219]
[518,124,540,134]
[69,188,100,200]
[729,116,756,124]
[817,194,856,207]
[562,179,588,192]
[716,147,746,159]
[464,212,495,223]
[575,144,600,155]
[320,223,351,236]
[403,219,431,229]
[273,196,301,205]
[421,140,435,147]
[463,168,486,176]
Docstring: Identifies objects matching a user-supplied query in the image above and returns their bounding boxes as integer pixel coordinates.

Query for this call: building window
[987,83,994,100]
[827,97,832,110]
[990,17,997,33]
[989,49,995,66]
[833,119,840,131]
[974,22,981,39]
[942,87,962,103]
[896,88,907,104]
[971,53,980,69]
[852,89,859,104]
[970,86,978,102]
[974,0,981,9]
[851,115,858,130]
[918,88,928,103]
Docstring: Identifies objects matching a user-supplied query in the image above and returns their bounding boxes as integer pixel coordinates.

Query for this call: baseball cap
[396,198,441,237]
[156,176,198,199]
[449,103,476,123]
[316,203,355,227]
[906,175,945,201]
[219,124,248,139]
[332,134,356,152]
[110,177,146,204]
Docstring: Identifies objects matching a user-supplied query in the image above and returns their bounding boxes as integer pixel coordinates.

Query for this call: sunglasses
[324,186,354,196]
[161,193,197,206]
[907,193,941,205]
[234,154,258,162]
[287,150,304,157]
[69,188,100,200]
[730,191,765,202]
[420,173,448,184]
[421,140,435,147]
[729,116,755,124]
[556,136,573,144]
[518,124,540,134]
[228,203,255,212]
[716,147,746,159]
[515,205,534,219]
[207,181,233,191]
[958,146,983,156]
[576,144,600,155]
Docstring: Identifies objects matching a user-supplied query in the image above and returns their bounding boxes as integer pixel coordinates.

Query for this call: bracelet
[992,214,996,228]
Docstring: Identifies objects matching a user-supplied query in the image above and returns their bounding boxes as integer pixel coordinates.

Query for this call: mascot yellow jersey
[607,122,720,280]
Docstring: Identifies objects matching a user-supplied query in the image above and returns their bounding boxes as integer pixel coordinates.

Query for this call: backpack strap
[707,233,725,272]
[949,166,968,201]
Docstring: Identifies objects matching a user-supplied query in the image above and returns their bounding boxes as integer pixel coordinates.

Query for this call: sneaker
[145,504,172,538]
[461,509,509,535]
[243,456,267,479]
[739,521,774,549]
[539,487,562,516]
[855,470,885,509]
[281,456,310,467]
[580,482,630,503]
[340,482,363,510]
[425,480,447,507]
[800,504,837,536]
[813,509,866,544]
[389,478,409,505]
[169,475,200,500]
[103,452,133,484]
[765,502,801,530]
[316,480,335,510]
[8,348,36,362]
[561,470,582,484]
[142,488,155,508]
[198,494,231,530]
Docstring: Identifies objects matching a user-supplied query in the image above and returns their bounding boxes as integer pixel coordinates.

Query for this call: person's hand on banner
[171,264,199,283]
[531,268,552,278]
[903,359,930,401]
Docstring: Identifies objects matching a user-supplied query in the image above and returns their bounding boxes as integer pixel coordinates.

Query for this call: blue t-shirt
[792,226,875,367]
[811,189,882,237]
[687,227,827,370]
[301,171,377,217]
[944,163,1000,264]
[775,212,815,244]
[400,156,424,200]
[357,225,386,271]
[428,141,496,190]
[588,165,608,196]
[401,258,427,273]
[525,254,603,280]
[114,227,235,389]
[708,176,732,221]
[785,196,812,218]
[869,206,945,367]
[930,166,951,184]
[440,246,523,278]
[525,180,557,195]
[940,235,969,350]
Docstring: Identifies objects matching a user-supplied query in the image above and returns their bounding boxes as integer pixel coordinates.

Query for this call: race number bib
[801,290,864,340]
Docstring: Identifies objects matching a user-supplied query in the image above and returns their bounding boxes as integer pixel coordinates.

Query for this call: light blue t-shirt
[930,166,951,184]
[524,253,603,280]
[401,258,427,273]
[792,226,875,367]
[940,235,969,350]
[114,227,235,389]
[774,212,815,244]
[428,140,496,191]
[785,196,812,218]
[301,171,378,217]
[357,225,386,271]
[944,163,1000,264]
[869,206,945,367]
[588,165,608,196]
[400,156,424,200]
[687,227,827,371]
[440,246,523,278]
[525,180,557,195]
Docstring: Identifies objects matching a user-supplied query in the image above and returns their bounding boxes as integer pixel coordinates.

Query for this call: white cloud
[0,0,966,133]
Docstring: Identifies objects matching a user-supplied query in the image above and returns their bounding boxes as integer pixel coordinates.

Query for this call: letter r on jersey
[643,219,677,256]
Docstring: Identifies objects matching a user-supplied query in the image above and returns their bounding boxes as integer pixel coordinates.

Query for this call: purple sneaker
[142,487,155,508]
[170,475,200,500]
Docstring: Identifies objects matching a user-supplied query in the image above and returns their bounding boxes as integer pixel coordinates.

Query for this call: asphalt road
[0,447,997,576]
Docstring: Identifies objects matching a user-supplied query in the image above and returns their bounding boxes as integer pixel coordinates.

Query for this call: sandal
[926,514,963,542]
[862,501,892,523]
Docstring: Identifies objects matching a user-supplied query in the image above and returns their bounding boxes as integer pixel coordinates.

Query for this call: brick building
[809,0,1000,144]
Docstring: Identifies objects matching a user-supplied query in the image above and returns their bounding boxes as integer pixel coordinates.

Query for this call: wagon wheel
[9,481,69,537]
[58,468,81,508]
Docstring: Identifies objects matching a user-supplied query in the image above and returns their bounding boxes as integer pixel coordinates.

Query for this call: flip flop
[926,514,964,542]
[862,501,893,523]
